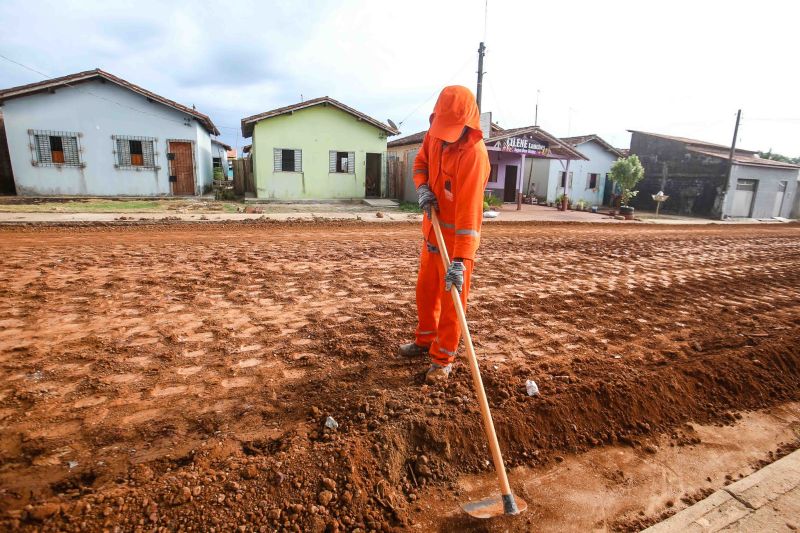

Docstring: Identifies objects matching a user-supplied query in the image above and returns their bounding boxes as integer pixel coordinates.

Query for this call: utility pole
[721,109,742,219]
[727,109,741,164]
[534,89,540,126]
[476,42,486,111]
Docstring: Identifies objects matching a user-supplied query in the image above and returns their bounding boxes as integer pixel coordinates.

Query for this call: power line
[741,117,800,122]
[396,55,474,128]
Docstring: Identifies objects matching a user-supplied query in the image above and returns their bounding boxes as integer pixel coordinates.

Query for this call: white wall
[194,121,213,193]
[524,158,555,201]
[3,80,214,196]
[558,141,617,205]
[211,141,227,163]
[724,164,798,219]
[523,140,618,205]
[792,178,800,219]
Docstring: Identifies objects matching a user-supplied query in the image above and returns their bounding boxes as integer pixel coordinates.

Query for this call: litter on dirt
[0,220,797,531]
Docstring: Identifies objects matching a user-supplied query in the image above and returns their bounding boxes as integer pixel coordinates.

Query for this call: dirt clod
[0,221,798,532]
[318,490,334,507]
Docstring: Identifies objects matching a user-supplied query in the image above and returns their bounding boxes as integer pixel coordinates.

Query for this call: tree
[609,155,645,206]
[757,149,800,165]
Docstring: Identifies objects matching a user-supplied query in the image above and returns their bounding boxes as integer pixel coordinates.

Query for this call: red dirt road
[0,221,799,531]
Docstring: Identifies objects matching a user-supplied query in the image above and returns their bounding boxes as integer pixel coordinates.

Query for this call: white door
[773,181,788,217]
[731,179,757,217]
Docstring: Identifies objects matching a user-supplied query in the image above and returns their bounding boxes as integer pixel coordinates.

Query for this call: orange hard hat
[428,85,481,143]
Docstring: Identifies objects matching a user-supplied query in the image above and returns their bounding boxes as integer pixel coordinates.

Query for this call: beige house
[387,123,505,202]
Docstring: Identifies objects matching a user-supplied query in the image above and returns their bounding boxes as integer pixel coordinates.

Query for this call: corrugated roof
[560,134,624,158]
[387,122,504,148]
[241,96,399,138]
[389,124,587,160]
[0,69,219,135]
[212,139,232,151]
[687,147,800,170]
[628,130,758,154]
[630,130,799,170]
[388,130,426,148]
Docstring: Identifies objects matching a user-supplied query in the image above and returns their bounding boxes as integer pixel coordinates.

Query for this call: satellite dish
[387,118,398,130]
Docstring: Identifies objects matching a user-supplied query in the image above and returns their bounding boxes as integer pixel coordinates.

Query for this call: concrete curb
[644,449,800,532]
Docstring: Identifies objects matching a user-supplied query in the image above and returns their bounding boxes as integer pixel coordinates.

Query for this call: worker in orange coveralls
[398,85,490,383]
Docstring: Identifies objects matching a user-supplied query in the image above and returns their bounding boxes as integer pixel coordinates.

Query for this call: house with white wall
[0,69,221,196]
[388,124,588,205]
[211,139,232,178]
[524,134,622,206]
[629,130,798,219]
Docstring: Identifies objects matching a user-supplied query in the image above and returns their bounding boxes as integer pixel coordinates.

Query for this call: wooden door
[503,165,518,202]
[169,141,195,195]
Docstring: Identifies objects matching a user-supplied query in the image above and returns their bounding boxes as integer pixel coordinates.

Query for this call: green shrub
[215,188,238,201]
[609,155,645,206]
[484,193,502,207]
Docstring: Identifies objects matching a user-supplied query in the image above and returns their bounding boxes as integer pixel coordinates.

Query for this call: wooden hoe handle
[429,210,518,513]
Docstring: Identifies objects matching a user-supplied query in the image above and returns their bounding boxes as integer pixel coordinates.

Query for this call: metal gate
[773,180,787,217]
[730,179,757,217]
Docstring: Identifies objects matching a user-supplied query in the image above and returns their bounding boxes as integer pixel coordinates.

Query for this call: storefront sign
[493,136,550,156]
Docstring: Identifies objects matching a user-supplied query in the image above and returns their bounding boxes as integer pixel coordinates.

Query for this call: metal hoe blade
[461,494,528,519]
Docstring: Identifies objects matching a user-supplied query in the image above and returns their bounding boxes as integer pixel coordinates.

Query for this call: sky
[1,0,798,155]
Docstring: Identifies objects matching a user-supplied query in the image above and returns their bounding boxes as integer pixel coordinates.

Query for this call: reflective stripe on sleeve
[455,229,480,237]
[414,169,428,175]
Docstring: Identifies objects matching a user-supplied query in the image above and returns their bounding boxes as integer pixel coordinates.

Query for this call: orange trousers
[414,241,474,366]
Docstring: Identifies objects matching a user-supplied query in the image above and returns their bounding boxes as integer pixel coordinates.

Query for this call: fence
[232,158,255,196]
[387,150,420,203]
[387,157,404,200]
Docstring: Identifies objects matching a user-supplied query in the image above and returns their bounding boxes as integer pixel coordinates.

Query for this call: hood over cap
[428,85,482,143]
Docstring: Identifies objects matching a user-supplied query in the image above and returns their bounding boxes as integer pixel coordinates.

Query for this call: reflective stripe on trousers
[414,240,473,365]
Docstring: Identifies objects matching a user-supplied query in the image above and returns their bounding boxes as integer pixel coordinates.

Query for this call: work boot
[425,363,452,384]
[398,343,429,357]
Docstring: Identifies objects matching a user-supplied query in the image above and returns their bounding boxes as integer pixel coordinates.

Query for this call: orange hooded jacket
[412,86,490,261]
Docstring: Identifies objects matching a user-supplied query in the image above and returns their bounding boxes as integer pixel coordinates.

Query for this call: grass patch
[78,200,163,212]
[0,198,245,213]
[398,201,422,213]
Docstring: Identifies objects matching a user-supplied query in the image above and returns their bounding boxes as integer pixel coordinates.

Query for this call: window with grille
[113,136,157,169]
[329,151,354,174]
[30,130,82,167]
[274,148,302,172]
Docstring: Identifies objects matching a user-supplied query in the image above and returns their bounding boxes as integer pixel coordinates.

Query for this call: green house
[241,97,399,200]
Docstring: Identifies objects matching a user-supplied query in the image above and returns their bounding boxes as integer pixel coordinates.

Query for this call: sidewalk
[644,449,800,532]
[0,202,792,225]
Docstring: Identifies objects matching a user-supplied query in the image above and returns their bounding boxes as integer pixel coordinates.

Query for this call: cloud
[1,0,798,153]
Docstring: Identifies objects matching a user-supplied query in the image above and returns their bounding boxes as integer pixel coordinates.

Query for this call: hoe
[430,210,527,519]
